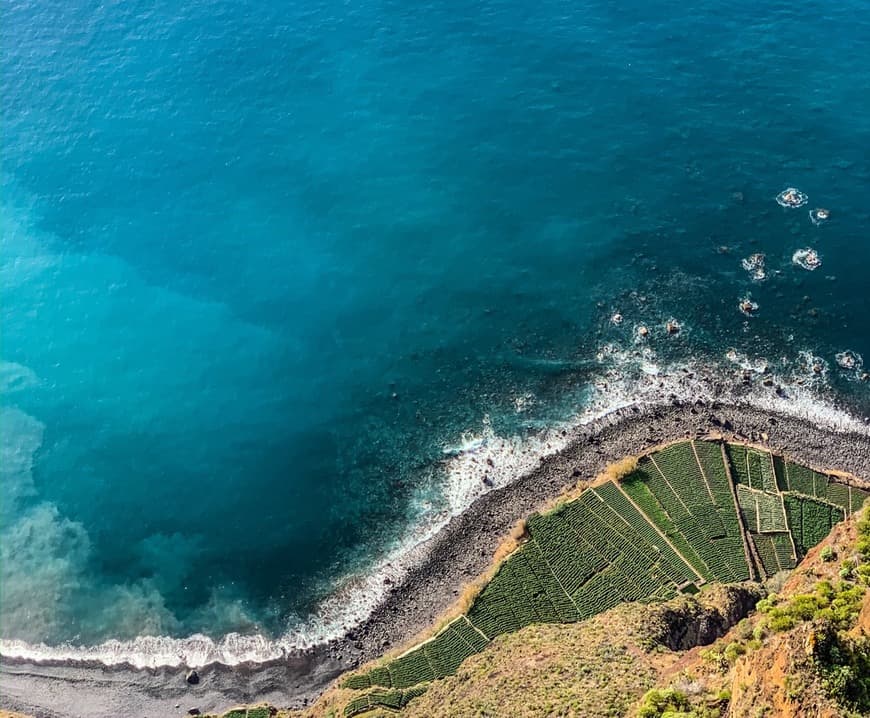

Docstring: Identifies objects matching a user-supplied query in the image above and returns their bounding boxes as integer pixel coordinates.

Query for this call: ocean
[2,0,869,665]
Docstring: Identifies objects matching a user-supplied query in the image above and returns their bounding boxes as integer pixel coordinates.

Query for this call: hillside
[188,439,853,718]
[315,439,865,716]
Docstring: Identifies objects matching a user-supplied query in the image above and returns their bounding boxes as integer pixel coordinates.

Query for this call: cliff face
[727,625,844,718]
[651,512,870,718]
[647,585,764,653]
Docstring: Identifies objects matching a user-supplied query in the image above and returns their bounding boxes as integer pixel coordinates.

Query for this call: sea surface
[2,0,870,664]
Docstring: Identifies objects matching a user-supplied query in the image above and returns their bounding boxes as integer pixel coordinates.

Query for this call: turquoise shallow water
[2,0,870,650]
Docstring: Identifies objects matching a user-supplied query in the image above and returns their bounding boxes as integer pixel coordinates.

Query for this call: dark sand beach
[4,395,870,718]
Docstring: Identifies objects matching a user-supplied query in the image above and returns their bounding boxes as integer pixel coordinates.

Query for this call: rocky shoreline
[3,398,870,718]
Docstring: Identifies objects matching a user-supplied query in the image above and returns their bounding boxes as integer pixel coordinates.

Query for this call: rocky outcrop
[643,584,765,652]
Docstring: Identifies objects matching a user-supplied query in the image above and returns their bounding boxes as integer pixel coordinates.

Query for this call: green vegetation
[812,513,870,714]
[340,440,862,716]
[784,493,844,557]
[622,470,710,580]
[781,462,869,515]
[756,580,865,633]
[637,688,693,717]
[816,630,870,714]
[636,687,724,718]
[343,686,429,717]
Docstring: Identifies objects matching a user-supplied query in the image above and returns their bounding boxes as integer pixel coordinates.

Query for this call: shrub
[762,579,865,634]
[767,613,796,632]
[723,642,746,663]
[839,559,856,580]
[735,618,753,640]
[815,630,870,713]
[820,546,835,562]
[637,688,692,718]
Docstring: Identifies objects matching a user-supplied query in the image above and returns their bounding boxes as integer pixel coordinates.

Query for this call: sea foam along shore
[0,390,870,716]
[3,359,870,718]
[1,351,869,673]
[3,403,869,718]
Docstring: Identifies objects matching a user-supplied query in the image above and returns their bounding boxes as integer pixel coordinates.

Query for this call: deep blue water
[2,0,870,648]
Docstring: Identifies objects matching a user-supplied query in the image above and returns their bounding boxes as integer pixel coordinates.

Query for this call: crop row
[423,620,482,677]
[572,552,664,617]
[852,486,870,514]
[783,493,845,556]
[772,455,788,492]
[771,532,795,570]
[746,450,765,491]
[519,539,582,622]
[715,536,750,581]
[749,450,779,494]
[651,454,729,542]
[799,495,828,553]
[737,484,788,535]
[824,482,850,512]
[343,685,429,717]
[593,481,698,584]
[756,491,787,533]
[726,444,779,493]
[800,499,837,552]
[784,462,840,503]
[527,510,598,596]
[783,494,804,557]
[466,564,527,640]
[751,534,781,577]
[373,614,491,691]
[576,492,668,569]
[782,462,864,516]
[572,568,623,618]
[620,471,712,581]
[651,446,727,538]
[737,486,759,533]
[346,449,858,698]
[692,441,738,515]
[640,457,747,583]
[784,462,816,497]
[561,499,662,600]
[724,444,752,487]
[584,491,696,592]
[386,645,436,689]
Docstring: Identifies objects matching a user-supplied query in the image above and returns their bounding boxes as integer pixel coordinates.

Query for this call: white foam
[776,187,809,208]
[793,248,822,271]
[741,253,767,282]
[809,208,830,226]
[738,297,759,317]
[835,350,864,374]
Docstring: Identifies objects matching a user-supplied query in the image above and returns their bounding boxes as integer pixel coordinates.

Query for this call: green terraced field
[342,440,865,710]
